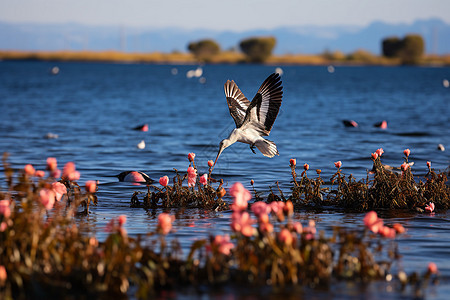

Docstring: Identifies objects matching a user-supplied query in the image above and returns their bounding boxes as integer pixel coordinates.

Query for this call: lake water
[0,61,449,299]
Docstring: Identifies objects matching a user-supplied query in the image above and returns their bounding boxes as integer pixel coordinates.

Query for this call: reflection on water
[0,62,449,298]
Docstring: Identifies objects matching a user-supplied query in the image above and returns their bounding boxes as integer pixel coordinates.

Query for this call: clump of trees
[239,36,277,63]
[187,39,221,62]
[382,34,425,64]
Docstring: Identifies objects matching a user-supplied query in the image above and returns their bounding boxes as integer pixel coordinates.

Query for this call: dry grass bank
[0,50,449,66]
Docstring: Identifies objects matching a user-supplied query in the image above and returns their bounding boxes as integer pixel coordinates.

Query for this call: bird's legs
[250,143,256,154]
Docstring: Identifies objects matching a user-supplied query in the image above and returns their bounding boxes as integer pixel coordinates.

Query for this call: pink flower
[187,167,197,187]
[231,211,255,237]
[199,174,208,185]
[403,148,410,157]
[259,221,274,233]
[425,202,435,213]
[393,223,405,234]
[269,201,285,215]
[251,201,271,217]
[24,164,35,176]
[46,157,57,171]
[290,158,296,166]
[188,152,196,162]
[401,162,409,172]
[159,176,169,187]
[363,211,384,233]
[0,200,11,218]
[279,228,294,246]
[52,182,67,201]
[39,188,56,210]
[293,222,303,234]
[35,170,45,177]
[118,215,127,226]
[207,160,214,167]
[0,265,6,283]
[379,226,396,239]
[284,201,294,216]
[371,153,378,160]
[334,161,342,168]
[50,169,61,178]
[428,262,438,274]
[213,234,234,255]
[426,161,431,168]
[85,180,97,193]
[376,148,384,156]
[303,163,309,171]
[158,213,174,235]
[304,220,316,240]
[230,182,251,211]
[62,162,80,181]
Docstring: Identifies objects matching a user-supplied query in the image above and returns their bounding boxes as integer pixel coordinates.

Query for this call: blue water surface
[0,61,449,299]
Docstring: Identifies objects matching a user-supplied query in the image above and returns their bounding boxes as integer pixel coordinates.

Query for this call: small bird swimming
[342,120,358,127]
[212,73,283,170]
[116,171,154,184]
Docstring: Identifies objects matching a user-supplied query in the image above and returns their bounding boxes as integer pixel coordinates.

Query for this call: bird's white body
[213,73,283,169]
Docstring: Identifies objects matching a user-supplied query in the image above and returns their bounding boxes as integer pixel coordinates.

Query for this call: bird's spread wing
[243,73,283,136]
[224,80,250,128]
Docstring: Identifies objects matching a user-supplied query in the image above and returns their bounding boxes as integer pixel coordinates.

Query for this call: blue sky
[1,0,449,31]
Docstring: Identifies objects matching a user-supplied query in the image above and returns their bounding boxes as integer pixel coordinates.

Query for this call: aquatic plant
[279,149,449,211]
[129,153,228,211]
[0,154,442,299]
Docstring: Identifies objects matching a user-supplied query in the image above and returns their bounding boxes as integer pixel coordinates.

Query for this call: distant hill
[0,18,448,55]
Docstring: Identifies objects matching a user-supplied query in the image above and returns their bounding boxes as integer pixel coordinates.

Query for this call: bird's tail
[256,139,279,158]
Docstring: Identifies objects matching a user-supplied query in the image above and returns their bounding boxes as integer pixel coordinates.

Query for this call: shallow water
[0,61,449,299]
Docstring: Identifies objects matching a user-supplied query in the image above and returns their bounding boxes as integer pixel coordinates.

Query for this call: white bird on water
[212,73,283,170]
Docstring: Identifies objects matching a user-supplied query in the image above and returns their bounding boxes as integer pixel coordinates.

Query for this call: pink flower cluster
[231,211,255,237]
[158,213,175,235]
[199,174,208,185]
[212,234,234,255]
[230,182,251,211]
[0,200,11,219]
[39,182,67,210]
[229,182,254,236]
[363,211,405,239]
[187,167,197,187]
[24,164,45,177]
[62,162,80,181]
[85,181,97,193]
[47,157,61,178]
[425,202,435,213]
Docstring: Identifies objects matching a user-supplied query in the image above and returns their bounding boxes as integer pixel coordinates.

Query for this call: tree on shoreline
[187,39,221,62]
[239,36,276,63]
[382,34,425,64]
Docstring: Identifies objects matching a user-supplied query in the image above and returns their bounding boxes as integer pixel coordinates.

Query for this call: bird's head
[211,139,231,172]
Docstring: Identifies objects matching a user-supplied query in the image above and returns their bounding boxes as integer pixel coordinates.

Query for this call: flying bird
[212,73,283,170]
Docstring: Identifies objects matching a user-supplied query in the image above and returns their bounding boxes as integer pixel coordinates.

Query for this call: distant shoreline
[1,50,449,66]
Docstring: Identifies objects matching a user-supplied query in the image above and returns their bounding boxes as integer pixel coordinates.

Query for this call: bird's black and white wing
[243,73,283,136]
[224,80,251,128]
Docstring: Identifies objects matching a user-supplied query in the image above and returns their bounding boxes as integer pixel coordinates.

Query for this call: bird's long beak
[211,145,225,172]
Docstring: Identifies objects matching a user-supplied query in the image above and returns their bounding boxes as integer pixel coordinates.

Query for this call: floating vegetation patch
[128,149,449,212]
[0,156,441,298]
